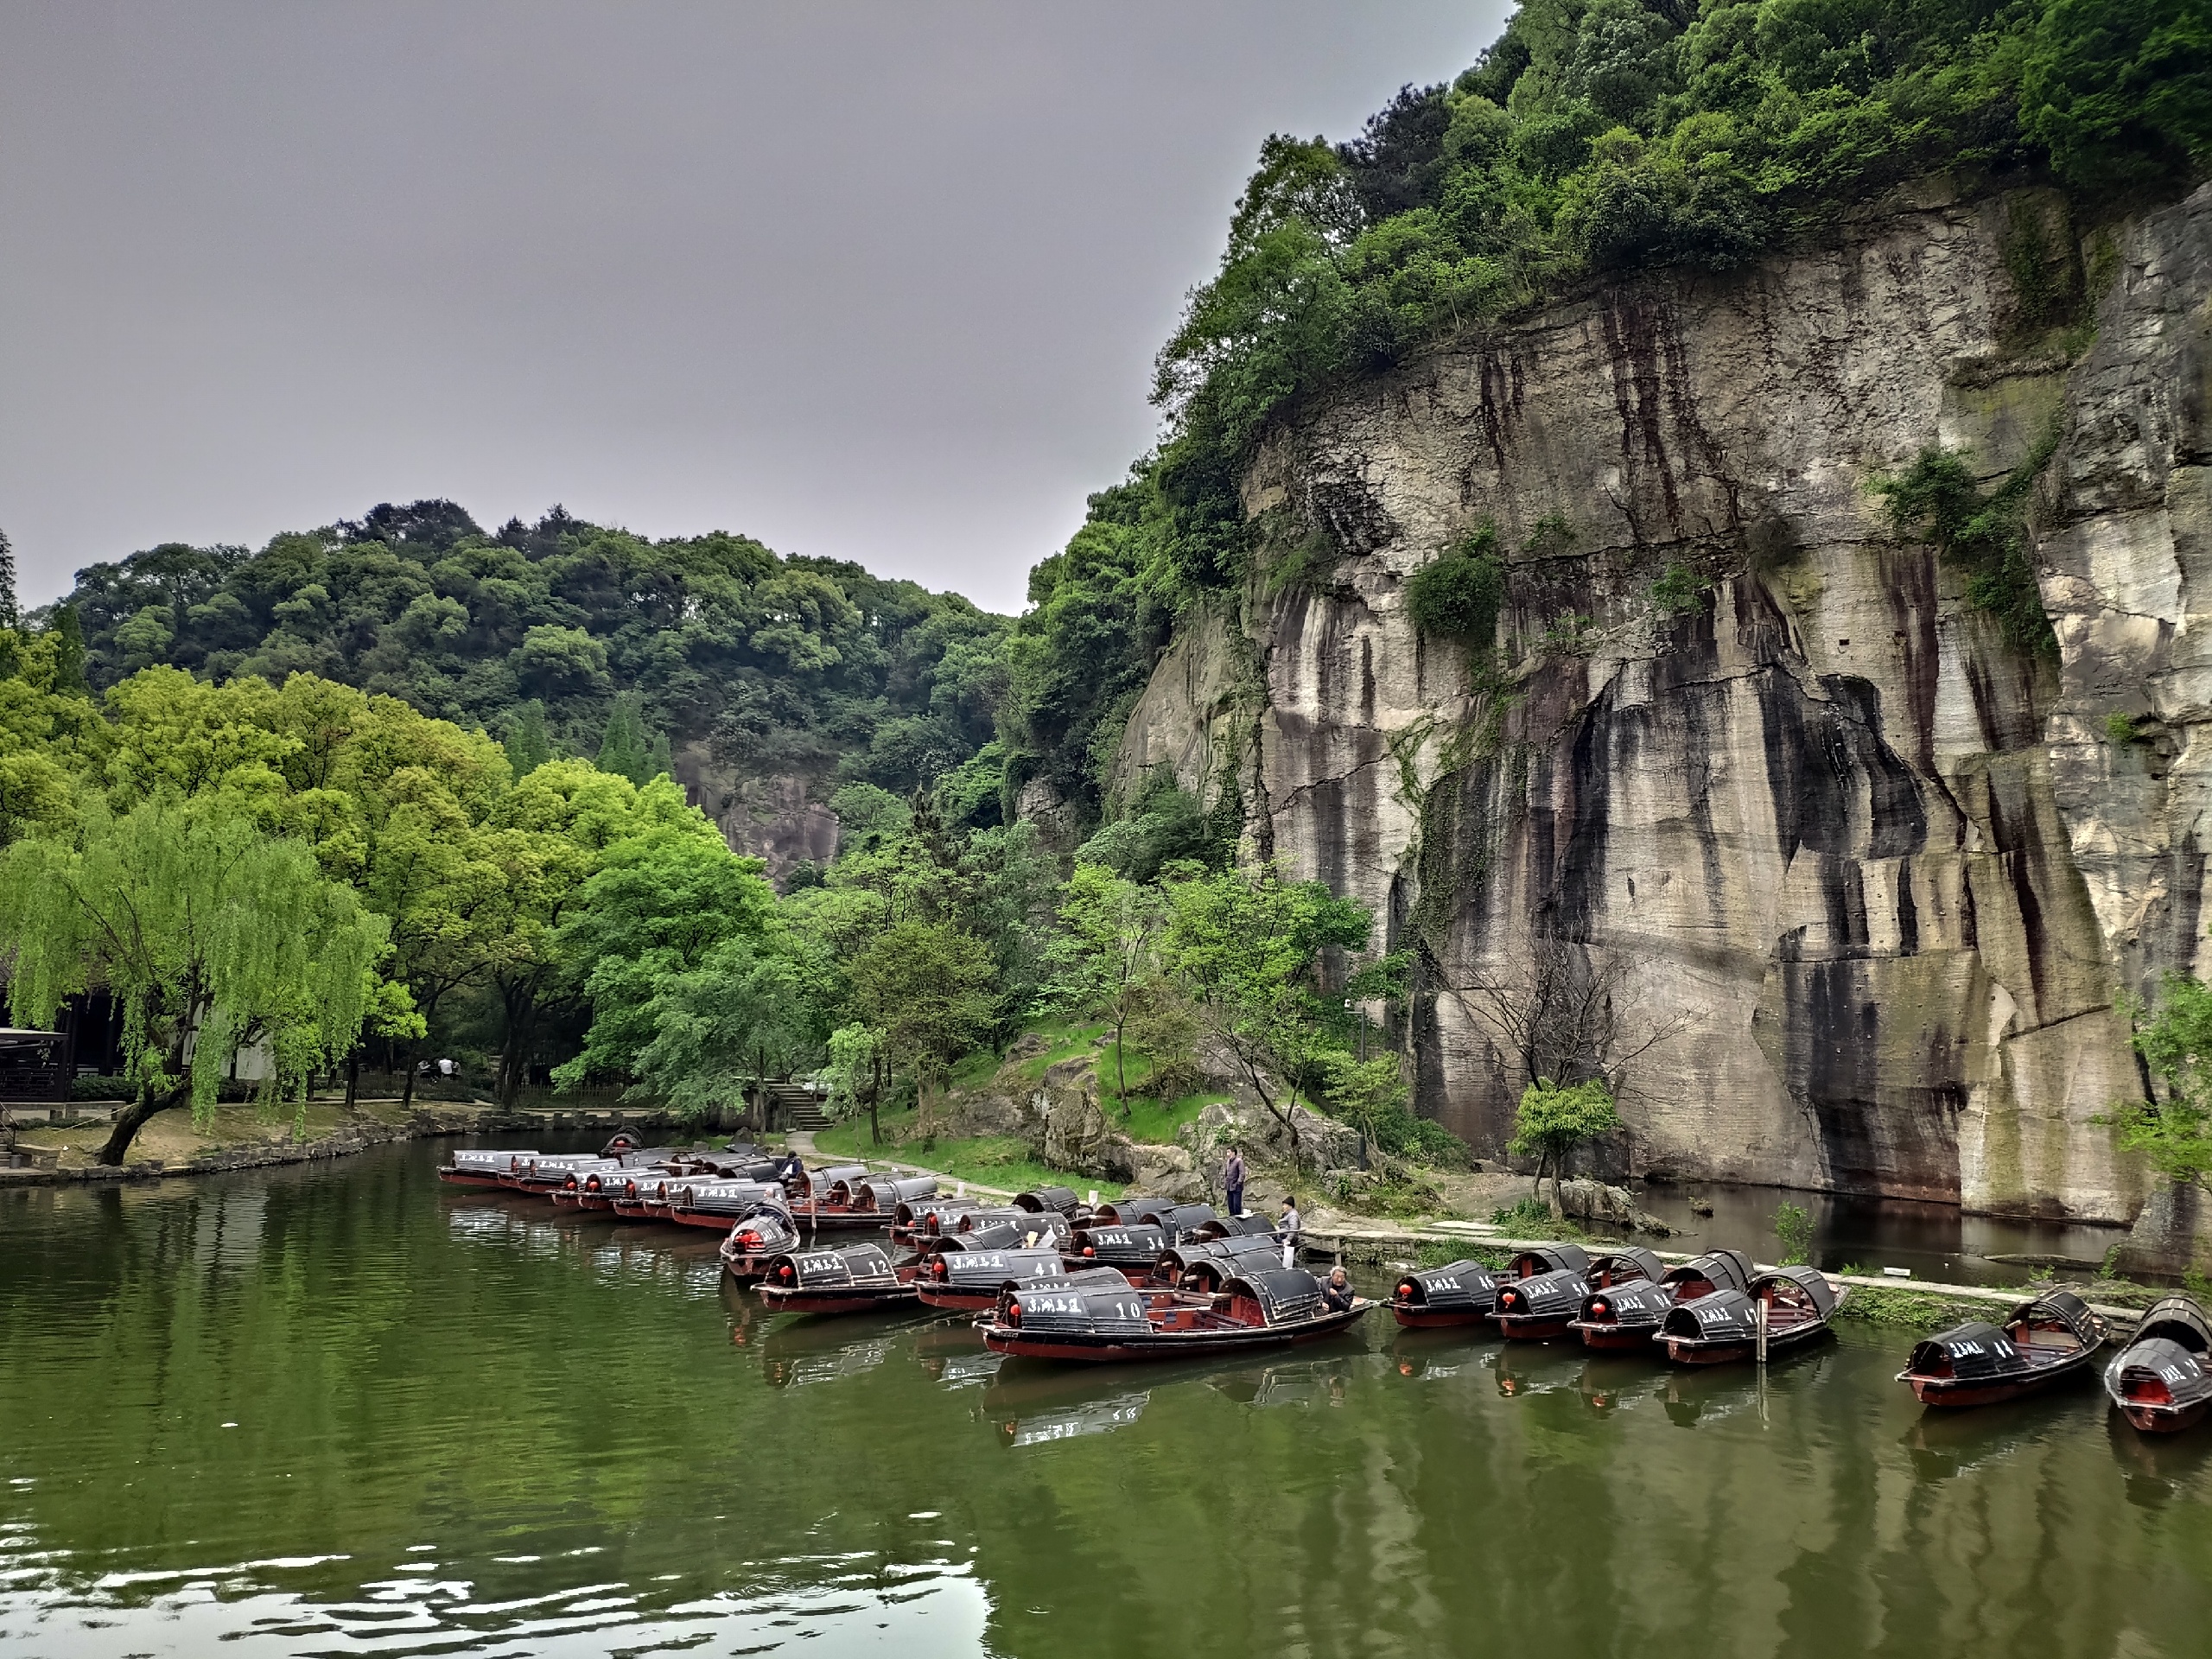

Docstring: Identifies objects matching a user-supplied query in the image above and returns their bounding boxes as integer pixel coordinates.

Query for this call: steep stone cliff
[1109,178,2212,1225]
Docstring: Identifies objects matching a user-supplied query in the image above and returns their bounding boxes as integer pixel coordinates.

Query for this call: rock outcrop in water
[1104,180,2212,1227]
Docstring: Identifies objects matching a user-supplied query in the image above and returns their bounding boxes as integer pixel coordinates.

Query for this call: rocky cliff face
[1109,179,2212,1224]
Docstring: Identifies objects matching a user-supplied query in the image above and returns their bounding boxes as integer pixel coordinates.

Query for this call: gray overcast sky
[2,2,1509,613]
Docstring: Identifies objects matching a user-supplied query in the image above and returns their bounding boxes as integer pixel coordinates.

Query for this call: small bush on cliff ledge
[1407,525,1506,652]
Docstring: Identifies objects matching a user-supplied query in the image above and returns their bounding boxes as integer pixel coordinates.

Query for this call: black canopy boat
[1090,1199,1219,1242]
[916,1247,1071,1311]
[1065,1222,1172,1281]
[2105,1294,2212,1433]
[664,1179,794,1230]
[1150,1234,1286,1294]
[892,1197,986,1247]
[757,1243,921,1314]
[1389,1260,1503,1329]
[1494,1245,1663,1339]
[1012,1185,1085,1219]
[439,1148,540,1187]
[1570,1249,1754,1351]
[1656,1264,1842,1364]
[1898,1289,2107,1408]
[1187,1213,1277,1242]
[720,1208,806,1282]
[982,1266,1372,1363]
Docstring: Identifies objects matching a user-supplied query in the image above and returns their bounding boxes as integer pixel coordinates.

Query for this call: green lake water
[3,1138,2209,1657]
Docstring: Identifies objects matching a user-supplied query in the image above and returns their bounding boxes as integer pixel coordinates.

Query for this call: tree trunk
[97,1084,190,1167]
[344,1048,360,1114]
[868,1053,881,1147]
[1113,1015,1129,1119]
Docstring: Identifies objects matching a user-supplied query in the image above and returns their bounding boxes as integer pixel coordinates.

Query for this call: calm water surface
[3,1140,2209,1658]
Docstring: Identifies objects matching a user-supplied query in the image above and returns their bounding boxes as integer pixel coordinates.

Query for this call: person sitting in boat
[1321,1266,1355,1313]
[1277,1197,1301,1269]
[775,1148,804,1185]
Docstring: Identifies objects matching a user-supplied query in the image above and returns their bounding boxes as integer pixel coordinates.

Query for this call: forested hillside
[56,500,1011,831]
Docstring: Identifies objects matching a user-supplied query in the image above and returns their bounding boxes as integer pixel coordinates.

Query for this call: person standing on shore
[1223,1147,1245,1217]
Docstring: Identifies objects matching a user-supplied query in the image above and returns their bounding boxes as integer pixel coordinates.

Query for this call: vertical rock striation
[1108,181,2212,1223]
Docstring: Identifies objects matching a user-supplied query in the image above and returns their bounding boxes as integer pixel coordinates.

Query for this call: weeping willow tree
[0,796,389,1165]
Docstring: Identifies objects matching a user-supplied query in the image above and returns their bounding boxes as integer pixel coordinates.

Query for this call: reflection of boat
[761,1324,893,1389]
[1389,1260,1502,1329]
[1570,1249,1752,1351]
[2105,1405,2212,1505]
[1207,1357,1355,1409]
[1491,1342,1583,1399]
[1901,1402,2048,1480]
[2104,1294,2212,1434]
[1495,1246,1662,1340]
[982,1268,1370,1362]
[1575,1356,1655,1414]
[757,1243,919,1313]
[1659,1363,1755,1427]
[1898,1290,2107,1408]
[993,1389,1150,1448]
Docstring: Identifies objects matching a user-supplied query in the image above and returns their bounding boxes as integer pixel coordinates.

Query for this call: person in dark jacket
[1321,1266,1356,1313]
[775,1148,804,1188]
[1223,1147,1246,1217]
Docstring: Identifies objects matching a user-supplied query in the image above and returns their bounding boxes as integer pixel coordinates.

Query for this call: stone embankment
[0,1100,686,1188]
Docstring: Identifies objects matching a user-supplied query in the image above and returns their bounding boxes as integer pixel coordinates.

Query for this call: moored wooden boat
[1898,1290,2107,1408]
[1090,1199,1218,1241]
[719,1208,805,1281]
[1065,1222,1170,1281]
[1186,1213,1277,1242]
[757,1243,919,1314]
[1389,1260,1503,1329]
[1656,1265,1841,1364]
[1012,1185,1084,1218]
[982,1267,1370,1362]
[915,1247,1070,1310]
[1150,1234,1285,1294]
[891,1197,986,1247]
[1491,1246,1613,1339]
[1569,1249,1752,1350]
[438,1148,537,1186]
[660,1179,792,1230]
[2104,1294,2212,1433]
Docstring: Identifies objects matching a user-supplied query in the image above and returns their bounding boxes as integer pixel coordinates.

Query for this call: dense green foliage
[1508,1076,1624,1211]
[54,499,1010,817]
[1405,524,1508,648]
[2106,972,2212,1189]
[1878,431,2062,652]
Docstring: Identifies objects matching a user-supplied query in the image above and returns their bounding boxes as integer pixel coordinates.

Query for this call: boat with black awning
[1150,1233,1285,1294]
[1656,1265,1841,1363]
[1187,1213,1277,1241]
[981,1267,1371,1363]
[719,1208,805,1282]
[1090,1199,1218,1241]
[1389,1260,1503,1329]
[1898,1289,2107,1407]
[1494,1246,1661,1339]
[2105,1294,2212,1433]
[915,1247,1070,1311]
[757,1243,920,1314]
[1012,1185,1084,1219]
[1065,1221,1171,1280]
[1570,1249,1753,1351]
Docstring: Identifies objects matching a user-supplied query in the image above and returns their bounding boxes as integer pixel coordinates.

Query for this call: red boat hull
[1571,1321,1654,1351]
[1390,1306,1491,1330]
[436,1171,508,1188]
[2120,1400,2211,1433]
[758,1285,919,1315]
[1496,1315,1575,1341]
[983,1304,1370,1363]
[1662,1337,1754,1365]
[916,1287,1001,1312]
